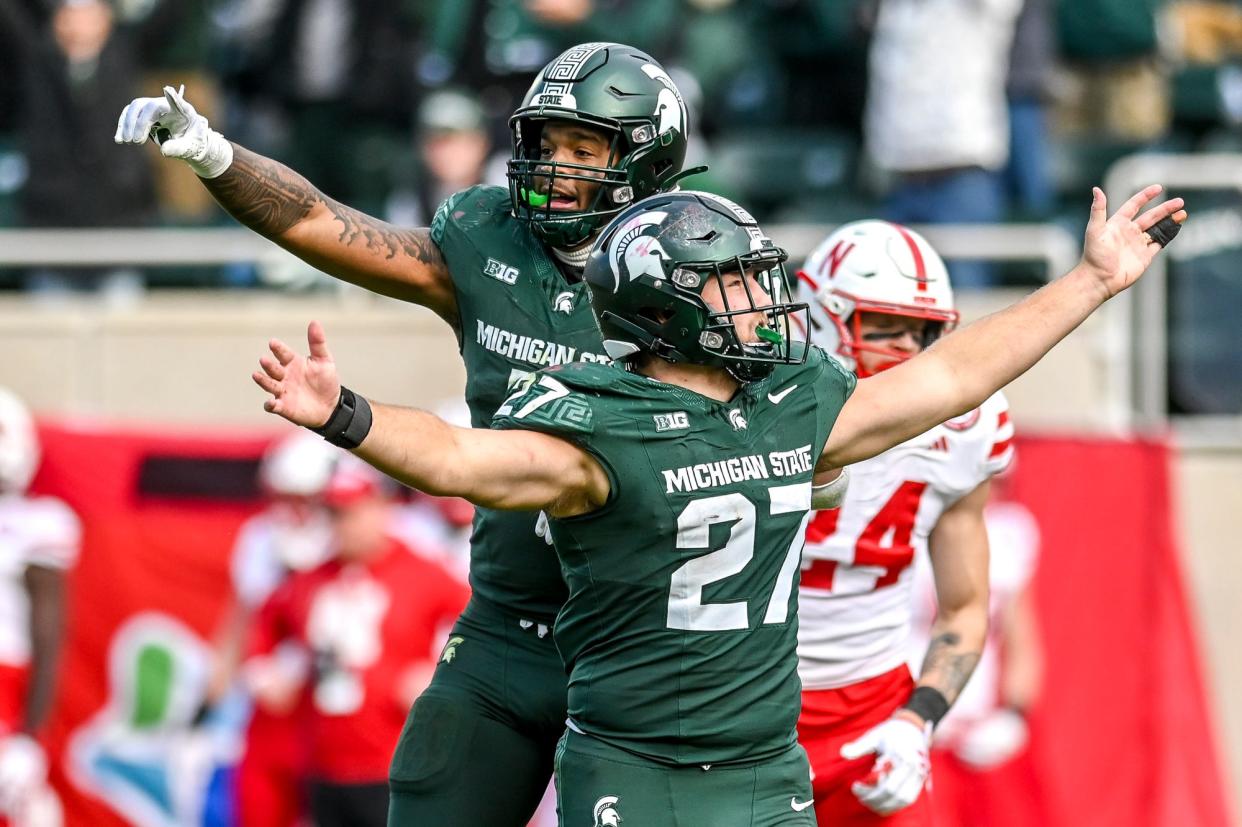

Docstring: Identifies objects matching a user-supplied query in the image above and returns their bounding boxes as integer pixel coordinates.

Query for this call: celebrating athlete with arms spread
[250,186,1182,826]
[792,221,1014,825]
[115,42,694,825]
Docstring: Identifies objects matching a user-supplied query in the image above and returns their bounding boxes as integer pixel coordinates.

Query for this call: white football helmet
[796,220,959,376]
[258,430,340,498]
[0,389,40,495]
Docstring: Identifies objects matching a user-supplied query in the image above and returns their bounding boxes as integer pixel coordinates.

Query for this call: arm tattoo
[917,632,981,706]
[203,145,446,270]
[322,200,446,266]
[202,144,319,236]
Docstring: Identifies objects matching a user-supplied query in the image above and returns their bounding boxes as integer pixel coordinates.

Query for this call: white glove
[953,708,1028,769]
[840,716,931,815]
[0,734,48,814]
[534,511,554,546]
[114,85,233,178]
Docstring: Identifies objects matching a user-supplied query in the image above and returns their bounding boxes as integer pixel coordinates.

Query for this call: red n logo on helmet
[820,241,855,279]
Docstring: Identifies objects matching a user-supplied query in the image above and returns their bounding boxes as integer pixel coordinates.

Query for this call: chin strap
[551,242,593,270]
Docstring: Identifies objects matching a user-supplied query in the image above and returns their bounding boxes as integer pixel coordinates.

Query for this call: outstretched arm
[116,88,457,321]
[252,321,609,517]
[916,480,992,710]
[23,565,67,732]
[820,186,1186,469]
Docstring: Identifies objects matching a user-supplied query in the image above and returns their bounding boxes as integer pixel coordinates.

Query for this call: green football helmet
[584,191,809,383]
[508,42,690,249]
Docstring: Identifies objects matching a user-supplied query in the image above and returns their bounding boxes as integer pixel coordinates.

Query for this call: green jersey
[492,345,856,765]
[431,185,611,619]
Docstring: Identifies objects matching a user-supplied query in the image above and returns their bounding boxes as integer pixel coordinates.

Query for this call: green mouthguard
[522,188,550,208]
[755,326,784,345]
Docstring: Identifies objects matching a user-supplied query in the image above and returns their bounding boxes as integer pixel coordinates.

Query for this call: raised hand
[114,85,233,178]
[1081,185,1187,299]
[252,321,341,428]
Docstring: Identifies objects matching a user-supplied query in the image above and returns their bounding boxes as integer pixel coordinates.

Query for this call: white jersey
[797,391,1013,689]
[0,495,80,667]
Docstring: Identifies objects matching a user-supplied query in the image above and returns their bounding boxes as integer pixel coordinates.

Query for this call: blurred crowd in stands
[3,0,1242,293]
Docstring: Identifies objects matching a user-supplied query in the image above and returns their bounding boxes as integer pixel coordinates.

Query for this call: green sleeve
[491,371,596,438]
[429,189,469,249]
[809,346,857,453]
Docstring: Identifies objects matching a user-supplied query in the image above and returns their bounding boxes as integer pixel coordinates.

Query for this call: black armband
[1147,215,1182,247]
[311,386,373,449]
[903,686,950,728]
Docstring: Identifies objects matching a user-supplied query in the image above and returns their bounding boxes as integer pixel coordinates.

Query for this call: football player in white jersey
[0,389,80,826]
[793,222,1012,825]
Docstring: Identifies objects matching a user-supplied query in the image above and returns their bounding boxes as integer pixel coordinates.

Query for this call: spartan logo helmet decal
[640,63,687,137]
[554,291,575,313]
[592,795,622,826]
[608,210,671,293]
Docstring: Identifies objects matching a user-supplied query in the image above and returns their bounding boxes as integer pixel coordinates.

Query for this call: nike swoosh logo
[768,385,799,404]
[791,797,814,812]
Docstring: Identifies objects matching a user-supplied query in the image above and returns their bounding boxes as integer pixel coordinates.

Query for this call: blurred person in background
[909,477,1047,827]
[211,429,339,827]
[244,457,469,827]
[793,222,1014,824]
[1005,0,1056,220]
[414,1,678,145]
[115,41,694,825]
[1056,0,1172,142]
[864,0,1023,288]
[227,0,422,214]
[386,89,498,229]
[0,389,80,827]
[0,0,155,299]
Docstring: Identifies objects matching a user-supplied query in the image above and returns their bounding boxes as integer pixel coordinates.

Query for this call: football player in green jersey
[251,186,1184,825]
[115,43,695,825]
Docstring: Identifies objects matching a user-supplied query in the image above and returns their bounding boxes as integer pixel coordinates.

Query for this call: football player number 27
[667,485,812,632]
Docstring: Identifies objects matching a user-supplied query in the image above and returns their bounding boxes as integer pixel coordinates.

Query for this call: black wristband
[1146,215,1182,247]
[903,686,950,728]
[311,386,373,449]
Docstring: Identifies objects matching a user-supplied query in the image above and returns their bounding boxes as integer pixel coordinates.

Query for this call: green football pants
[554,729,817,827]
[388,596,567,826]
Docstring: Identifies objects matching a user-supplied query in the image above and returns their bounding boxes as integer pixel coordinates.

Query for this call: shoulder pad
[15,496,81,569]
[980,391,1014,477]
[792,343,856,398]
[491,367,603,437]
[429,185,511,246]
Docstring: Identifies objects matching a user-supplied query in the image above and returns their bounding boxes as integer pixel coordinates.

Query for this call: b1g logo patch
[484,258,519,285]
[653,411,690,432]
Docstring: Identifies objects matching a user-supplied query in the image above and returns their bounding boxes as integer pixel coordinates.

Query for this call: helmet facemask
[687,250,808,382]
[618,248,807,383]
[508,115,639,249]
[507,43,691,249]
[822,291,959,378]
